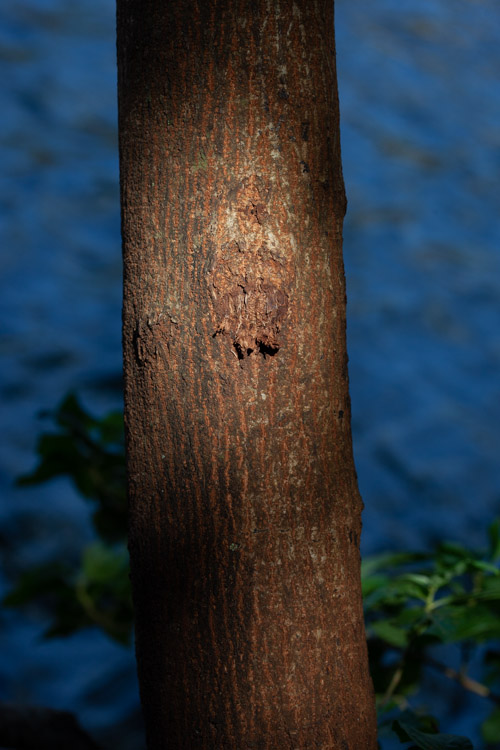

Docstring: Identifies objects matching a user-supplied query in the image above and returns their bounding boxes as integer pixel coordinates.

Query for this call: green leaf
[362,551,429,578]
[362,573,390,598]
[488,519,500,562]
[93,409,124,444]
[81,542,129,584]
[3,564,93,640]
[16,434,81,485]
[390,710,439,735]
[390,578,429,601]
[76,542,133,645]
[2,563,70,607]
[400,573,432,587]
[430,603,500,642]
[468,559,500,576]
[394,721,474,749]
[370,619,408,648]
[473,576,500,600]
[482,706,500,744]
[16,392,126,543]
[435,541,471,563]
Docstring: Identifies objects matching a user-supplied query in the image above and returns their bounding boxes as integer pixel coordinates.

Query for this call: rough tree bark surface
[117,0,376,747]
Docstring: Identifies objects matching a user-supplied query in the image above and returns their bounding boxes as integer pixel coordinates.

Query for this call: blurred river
[1,0,499,746]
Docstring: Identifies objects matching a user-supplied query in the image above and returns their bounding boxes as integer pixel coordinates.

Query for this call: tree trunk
[117,1,376,747]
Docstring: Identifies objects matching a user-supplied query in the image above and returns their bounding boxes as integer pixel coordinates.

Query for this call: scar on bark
[210,241,289,359]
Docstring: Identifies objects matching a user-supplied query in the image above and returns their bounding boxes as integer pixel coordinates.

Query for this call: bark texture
[117,0,376,747]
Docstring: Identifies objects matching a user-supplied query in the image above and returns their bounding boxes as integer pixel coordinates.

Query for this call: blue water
[337,1,500,562]
[0,1,499,747]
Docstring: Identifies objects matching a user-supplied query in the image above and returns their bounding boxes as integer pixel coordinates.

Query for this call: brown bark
[117,0,376,748]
